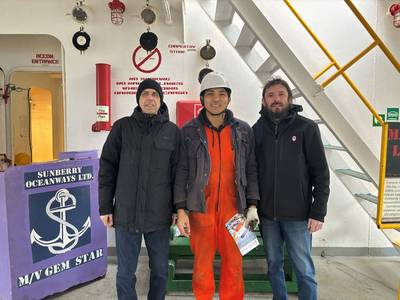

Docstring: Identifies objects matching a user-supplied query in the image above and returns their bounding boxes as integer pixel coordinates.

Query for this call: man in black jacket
[98,78,180,300]
[253,78,330,300]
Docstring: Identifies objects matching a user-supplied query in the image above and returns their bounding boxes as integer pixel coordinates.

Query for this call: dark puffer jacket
[252,104,330,222]
[98,103,180,233]
[174,109,259,213]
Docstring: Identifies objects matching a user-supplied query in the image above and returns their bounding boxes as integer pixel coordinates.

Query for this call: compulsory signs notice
[132,46,162,73]
[381,122,400,224]
[382,178,400,223]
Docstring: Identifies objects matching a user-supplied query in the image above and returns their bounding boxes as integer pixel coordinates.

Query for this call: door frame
[5,65,65,163]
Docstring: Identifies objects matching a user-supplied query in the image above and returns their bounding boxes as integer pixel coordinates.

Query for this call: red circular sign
[132,46,162,73]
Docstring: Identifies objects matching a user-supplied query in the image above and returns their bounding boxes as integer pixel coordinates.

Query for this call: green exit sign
[387,108,399,121]
[373,114,385,127]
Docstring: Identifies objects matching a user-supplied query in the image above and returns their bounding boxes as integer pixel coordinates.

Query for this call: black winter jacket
[174,109,259,213]
[98,103,180,232]
[252,104,330,222]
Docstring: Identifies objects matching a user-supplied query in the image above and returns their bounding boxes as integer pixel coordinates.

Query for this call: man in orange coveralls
[174,72,260,299]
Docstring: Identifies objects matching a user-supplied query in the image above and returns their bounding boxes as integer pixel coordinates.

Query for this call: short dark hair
[262,78,292,102]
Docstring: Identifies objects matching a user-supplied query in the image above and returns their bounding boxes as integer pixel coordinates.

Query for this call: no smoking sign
[132,46,162,73]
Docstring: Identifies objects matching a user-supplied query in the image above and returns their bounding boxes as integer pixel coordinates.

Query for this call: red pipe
[92,63,112,132]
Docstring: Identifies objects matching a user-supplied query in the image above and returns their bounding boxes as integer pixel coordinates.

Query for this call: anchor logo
[30,188,91,254]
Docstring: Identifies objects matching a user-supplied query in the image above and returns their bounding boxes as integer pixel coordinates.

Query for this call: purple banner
[0,151,107,300]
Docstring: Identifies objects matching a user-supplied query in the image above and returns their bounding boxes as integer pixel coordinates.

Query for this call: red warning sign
[132,46,162,73]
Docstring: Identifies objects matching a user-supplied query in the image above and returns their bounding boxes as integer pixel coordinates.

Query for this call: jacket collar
[196,107,237,131]
[260,103,302,124]
[132,102,170,128]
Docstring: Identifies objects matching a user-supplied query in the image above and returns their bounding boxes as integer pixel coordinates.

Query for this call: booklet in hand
[225,213,259,256]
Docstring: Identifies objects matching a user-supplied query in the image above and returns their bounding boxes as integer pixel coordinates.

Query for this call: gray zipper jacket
[174,109,259,213]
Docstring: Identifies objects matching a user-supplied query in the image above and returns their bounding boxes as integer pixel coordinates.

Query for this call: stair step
[235,46,265,72]
[215,0,234,22]
[235,23,257,47]
[335,169,372,182]
[254,57,280,82]
[256,56,279,74]
[292,88,301,99]
[354,193,378,204]
[217,21,242,46]
[324,145,346,151]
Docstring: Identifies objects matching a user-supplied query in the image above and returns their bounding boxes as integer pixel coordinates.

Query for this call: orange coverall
[189,124,244,300]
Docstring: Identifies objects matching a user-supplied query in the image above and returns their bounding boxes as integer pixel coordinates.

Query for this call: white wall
[0,0,398,252]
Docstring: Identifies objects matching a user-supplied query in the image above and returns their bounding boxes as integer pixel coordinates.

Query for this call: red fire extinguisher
[389,3,400,28]
[92,63,112,132]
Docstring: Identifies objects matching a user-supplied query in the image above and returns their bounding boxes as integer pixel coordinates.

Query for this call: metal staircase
[196,0,400,252]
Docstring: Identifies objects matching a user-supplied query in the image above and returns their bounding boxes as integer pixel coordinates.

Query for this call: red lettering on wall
[393,145,400,157]
[388,129,399,141]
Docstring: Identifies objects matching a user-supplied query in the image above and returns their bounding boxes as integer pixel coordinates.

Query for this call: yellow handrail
[283,0,339,68]
[344,0,400,73]
[321,41,378,88]
[313,62,335,81]
[283,0,386,125]
[284,0,400,229]
[376,123,388,227]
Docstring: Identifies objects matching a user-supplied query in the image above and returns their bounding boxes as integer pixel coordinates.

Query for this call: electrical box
[176,100,202,128]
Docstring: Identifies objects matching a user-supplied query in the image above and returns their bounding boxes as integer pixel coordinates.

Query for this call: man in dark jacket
[175,72,260,299]
[253,78,330,300]
[98,78,180,300]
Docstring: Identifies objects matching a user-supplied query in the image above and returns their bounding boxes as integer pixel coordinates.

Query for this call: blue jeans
[115,227,170,300]
[260,218,317,300]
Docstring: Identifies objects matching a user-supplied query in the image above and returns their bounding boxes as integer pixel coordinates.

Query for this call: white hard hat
[200,72,231,95]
